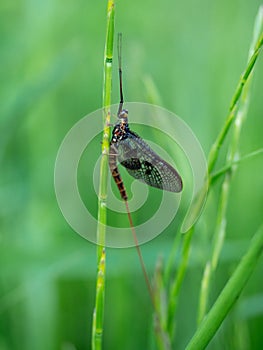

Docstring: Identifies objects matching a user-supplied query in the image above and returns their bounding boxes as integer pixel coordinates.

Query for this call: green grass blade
[210,148,263,183]
[197,5,263,324]
[92,249,106,349]
[92,1,115,349]
[197,262,211,326]
[186,224,263,350]
[161,7,263,348]
[167,227,194,339]
[207,30,263,174]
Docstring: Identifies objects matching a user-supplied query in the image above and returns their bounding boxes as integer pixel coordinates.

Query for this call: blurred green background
[1,0,263,349]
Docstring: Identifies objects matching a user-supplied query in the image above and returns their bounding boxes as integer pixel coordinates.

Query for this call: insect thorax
[111,110,129,143]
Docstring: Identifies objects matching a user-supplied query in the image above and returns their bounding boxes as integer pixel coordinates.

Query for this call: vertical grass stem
[197,4,263,326]
[207,31,263,174]
[186,224,263,350]
[92,2,115,349]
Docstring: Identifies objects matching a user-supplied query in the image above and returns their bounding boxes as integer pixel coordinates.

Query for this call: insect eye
[119,110,128,119]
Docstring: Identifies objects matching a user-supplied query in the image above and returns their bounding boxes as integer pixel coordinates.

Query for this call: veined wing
[116,130,183,193]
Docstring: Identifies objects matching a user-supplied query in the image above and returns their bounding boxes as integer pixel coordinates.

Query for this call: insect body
[109,34,183,200]
[109,109,183,200]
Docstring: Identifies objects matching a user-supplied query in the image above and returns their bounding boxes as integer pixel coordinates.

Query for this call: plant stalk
[197,5,263,324]
[92,2,115,349]
[207,30,263,174]
[186,224,263,350]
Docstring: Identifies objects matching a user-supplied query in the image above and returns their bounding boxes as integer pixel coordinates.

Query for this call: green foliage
[1,1,263,350]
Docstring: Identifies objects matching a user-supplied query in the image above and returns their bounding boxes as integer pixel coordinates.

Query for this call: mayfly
[109,34,183,200]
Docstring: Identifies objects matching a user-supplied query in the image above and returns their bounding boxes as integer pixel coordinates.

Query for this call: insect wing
[116,131,183,193]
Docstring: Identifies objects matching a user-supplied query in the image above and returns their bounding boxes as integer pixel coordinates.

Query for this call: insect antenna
[117,33,124,117]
